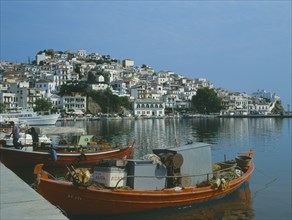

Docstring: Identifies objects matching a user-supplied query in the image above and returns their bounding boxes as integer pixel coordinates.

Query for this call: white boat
[0,108,60,126]
[1,132,52,148]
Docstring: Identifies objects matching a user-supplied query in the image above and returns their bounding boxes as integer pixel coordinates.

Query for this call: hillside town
[0,49,284,118]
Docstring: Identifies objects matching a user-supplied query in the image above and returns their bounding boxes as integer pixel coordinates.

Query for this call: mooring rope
[252,167,278,199]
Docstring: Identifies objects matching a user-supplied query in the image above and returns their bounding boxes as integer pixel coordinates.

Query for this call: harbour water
[14,117,292,219]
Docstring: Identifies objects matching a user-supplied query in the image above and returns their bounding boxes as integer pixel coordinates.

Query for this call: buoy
[213,178,221,188]
[51,149,58,161]
[220,178,226,190]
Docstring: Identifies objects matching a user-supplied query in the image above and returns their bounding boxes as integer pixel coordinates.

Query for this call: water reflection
[147,183,254,220]
[57,117,284,158]
[190,118,221,143]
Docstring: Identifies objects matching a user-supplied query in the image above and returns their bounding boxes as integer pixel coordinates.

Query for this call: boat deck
[0,162,68,220]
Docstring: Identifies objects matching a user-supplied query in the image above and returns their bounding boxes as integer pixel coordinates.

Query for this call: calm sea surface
[19,118,292,220]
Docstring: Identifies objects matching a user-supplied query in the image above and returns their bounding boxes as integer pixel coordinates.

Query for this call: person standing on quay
[10,121,20,147]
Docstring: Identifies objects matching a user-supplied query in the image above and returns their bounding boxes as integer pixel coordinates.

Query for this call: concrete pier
[0,162,68,220]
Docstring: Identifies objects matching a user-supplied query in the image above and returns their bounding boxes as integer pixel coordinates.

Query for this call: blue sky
[1,1,291,110]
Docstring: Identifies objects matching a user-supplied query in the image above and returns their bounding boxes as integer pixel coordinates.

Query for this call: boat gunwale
[0,145,130,156]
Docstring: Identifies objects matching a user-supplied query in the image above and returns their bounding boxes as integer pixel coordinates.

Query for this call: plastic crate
[93,166,127,187]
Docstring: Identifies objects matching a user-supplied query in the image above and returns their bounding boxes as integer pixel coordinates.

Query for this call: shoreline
[56,114,292,122]
[217,114,292,118]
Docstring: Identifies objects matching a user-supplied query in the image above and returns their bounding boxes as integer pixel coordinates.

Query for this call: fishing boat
[0,132,52,147]
[0,121,12,133]
[0,120,29,133]
[0,134,135,168]
[34,142,254,217]
[0,107,60,126]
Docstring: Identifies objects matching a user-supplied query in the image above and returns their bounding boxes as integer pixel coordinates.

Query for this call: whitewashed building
[0,92,17,109]
[77,50,87,58]
[61,95,87,111]
[89,83,109,91]
[122,59,134,68]
[133,99,165,117]
[36,52,50,65]
[251,89,277,102]
[248,102,270,115]
[35,79,56,98]
[49,94,63,109]
[111,80,127,95]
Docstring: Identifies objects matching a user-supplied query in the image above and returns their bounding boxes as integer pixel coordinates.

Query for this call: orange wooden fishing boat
[0,140,135,168]
[34,143,254,217]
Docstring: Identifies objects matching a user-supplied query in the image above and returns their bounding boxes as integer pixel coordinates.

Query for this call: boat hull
[35,162,254,216]
[0,112,60,125]
[0,146,134,168]
[23,114,60,125]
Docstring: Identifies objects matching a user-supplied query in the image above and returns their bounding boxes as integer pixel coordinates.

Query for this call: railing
[114,165,243,189]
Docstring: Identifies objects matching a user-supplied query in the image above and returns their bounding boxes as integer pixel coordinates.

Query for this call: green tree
[58,82,131,114]
[192,88,222,114]
[87,72,97,84]
[74,64,81,74]
[34,98,52,112]
[88,88,131,113]
[59,81,89,96]
[0,102,6,113]
[46,49,54,57]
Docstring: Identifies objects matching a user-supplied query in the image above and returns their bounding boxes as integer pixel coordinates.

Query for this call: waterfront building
[248,102,270,115]
[133,99,165,117]
[220,92,249,115]
[49,94,63,109]
[61,95,87,112]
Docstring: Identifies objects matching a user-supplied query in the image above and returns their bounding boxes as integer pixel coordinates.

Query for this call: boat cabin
[92,142,213,190]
